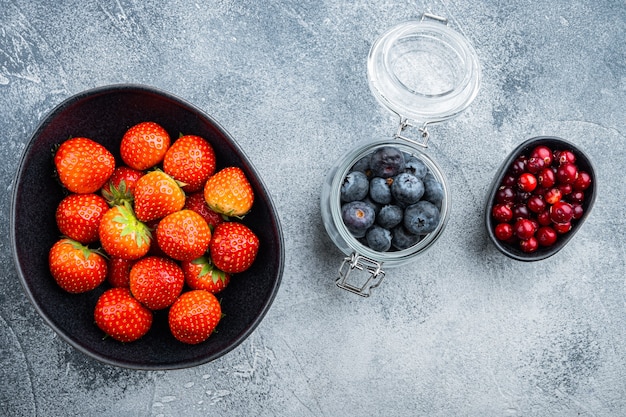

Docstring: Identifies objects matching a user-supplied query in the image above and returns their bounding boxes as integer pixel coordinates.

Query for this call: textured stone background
[1,1,625,416]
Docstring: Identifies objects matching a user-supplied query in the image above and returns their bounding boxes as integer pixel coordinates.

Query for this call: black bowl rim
[10,83,285,369]
[484,135,597,262]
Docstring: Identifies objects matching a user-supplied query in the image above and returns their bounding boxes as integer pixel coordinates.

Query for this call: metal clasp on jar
[336,253,386,297]
[394,117,430,148]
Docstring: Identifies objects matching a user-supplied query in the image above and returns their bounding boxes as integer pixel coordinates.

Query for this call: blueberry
[341,201,375,237]
[404,200,440,235]
[391,173,424,206]
[392,226,421,250]
[404,155,428,179]
[369,177,392,204]
[377,204,403,229]
[422,172,445,208]
[340,171,369,202]
[370,146,405,178]
[362,196,382,216]
[351,155,371,174]
[366,225,392,252]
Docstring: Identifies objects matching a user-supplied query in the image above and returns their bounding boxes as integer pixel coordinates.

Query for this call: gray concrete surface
[1,1,625,416]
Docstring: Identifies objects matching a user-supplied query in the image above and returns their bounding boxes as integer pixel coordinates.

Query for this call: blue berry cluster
[340,146,444,252]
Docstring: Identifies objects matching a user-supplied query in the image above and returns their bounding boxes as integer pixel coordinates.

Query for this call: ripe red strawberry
[184,191,224,230]
[98,204,152,260]
[94,287,152,342]
[129,256,185,310]
[168,290,222,344]
[55,193,109,244]
[120,121,171,170]
[209,222,259,274]
[48,238,107,293]
[54,137,115,194]
[106,257,134,288]
[155,209,212,261]
[133,170,185,222]
[163,135,216,192]
[203,166,254,217]
[145,219,168,257]
[182,256,231,294]
[101,166,143,206]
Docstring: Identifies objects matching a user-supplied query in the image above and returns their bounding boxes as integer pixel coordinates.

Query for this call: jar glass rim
[367,20,481,124]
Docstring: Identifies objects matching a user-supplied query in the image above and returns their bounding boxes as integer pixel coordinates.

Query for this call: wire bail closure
[336,253,386,297]
[421,12,449,25]
[394,116,430,148]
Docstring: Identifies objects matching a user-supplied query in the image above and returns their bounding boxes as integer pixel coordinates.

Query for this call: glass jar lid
[367,15,481,125]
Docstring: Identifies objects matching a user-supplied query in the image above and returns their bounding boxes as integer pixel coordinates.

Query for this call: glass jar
[321,13,481,297]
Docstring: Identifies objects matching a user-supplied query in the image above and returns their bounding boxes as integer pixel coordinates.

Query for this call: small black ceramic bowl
[485,136,596,261]
[11,84,284,369]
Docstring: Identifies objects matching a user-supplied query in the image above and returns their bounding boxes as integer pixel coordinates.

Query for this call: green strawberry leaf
[111,203,152,247]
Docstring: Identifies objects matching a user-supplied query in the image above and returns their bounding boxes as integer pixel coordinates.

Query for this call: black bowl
[10,84,284,369]
[485,136,596,261]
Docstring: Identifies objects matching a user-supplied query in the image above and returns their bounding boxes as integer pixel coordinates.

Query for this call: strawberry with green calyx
[129,256,185,310]
[133,170,186,222]
[101,166,143,207]
[55,193,109,244]
[209,222,259,274]
[120,121,171,171]
[182,255,231,294]
[168,290,222,344]
[54,137,115,194]
[163,134,216,192]
[155,209,212,262]
[94,287,152,342]
[203,166,254,218]
[49,238,108,293]
[98,203,152,260]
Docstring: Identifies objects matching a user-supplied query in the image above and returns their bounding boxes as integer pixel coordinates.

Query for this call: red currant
[514,218,536,240]
[573,171,591,191]
[544,188,562,205]
[512,204,531,220]
[537,167,556,188]
[492,204,513,223]
[527,195,546,213]
[519,236,539,253]
[558,183,572,195]
[556,162,578,184]
[531,145,553,166]
[530,218,539,232]
[568,191,584,203]
[556,149,576,165]
[550,201,574,223]
[496,186,516,204]
[571,203,584,220]
[494,223,514,241]
[502,174,517,187]
[516,190,532,203]
[553,221,572,234]
[526,157,545,174]
[536,226,557,247]
[537,209,552,226]
[509,157,527,176]
[518,172,538,192]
